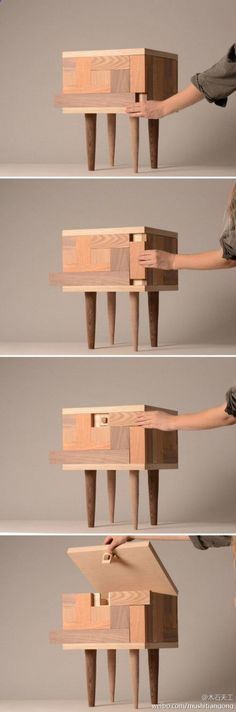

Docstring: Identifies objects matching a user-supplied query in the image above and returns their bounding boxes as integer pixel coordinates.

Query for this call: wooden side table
[50,404,178,529]
[50,541,178,709]
[55,48,178,172]
[49,225,178,351]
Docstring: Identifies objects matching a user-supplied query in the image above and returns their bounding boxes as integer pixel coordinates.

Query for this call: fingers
[126,103,146,117]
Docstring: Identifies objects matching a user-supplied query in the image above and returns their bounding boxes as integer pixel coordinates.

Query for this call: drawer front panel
[63,55,131,95]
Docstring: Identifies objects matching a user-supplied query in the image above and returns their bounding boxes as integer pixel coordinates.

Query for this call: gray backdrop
[0,357,235,525]
[0,178,235,348]
[0,0,235,167]
[0,536,235,701]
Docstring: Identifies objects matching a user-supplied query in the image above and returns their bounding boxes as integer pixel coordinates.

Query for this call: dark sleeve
[190,536,231,550]
[219,198,236,260]
[225,385,236,417]
[191,43,236,107]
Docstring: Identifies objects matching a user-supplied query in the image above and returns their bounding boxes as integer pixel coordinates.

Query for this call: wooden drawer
[50,404,178,470]
[49,226,178,292]
[56,48,178,109]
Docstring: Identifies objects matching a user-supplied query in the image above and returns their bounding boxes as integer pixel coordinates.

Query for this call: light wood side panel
[109,590,151,606]
[74,57,92,92]
[50,449,129,465]
[110,247,129,271]
[111,605,130,629]
[111,69,130,92]
[130,241,146,280]
[110,426,130,450]
[63,414,92,451]
[130,427,145,465]
[90,606,111,629]
[50,629,129,644]
[130,55,146,92]
[55,92,136,108]
[90,69,111,92]
[108,411,140,427]
[63,593,94,629]
[91,234,130,248]
[49,271,130,286]
[91,55,130,70]
[130,605,147,643]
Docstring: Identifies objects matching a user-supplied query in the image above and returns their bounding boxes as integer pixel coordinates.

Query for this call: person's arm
[135,403,236,431]
[104,535,189,553]
[104,535,231,553]
[126,84,204,119]
[138,248,236,271]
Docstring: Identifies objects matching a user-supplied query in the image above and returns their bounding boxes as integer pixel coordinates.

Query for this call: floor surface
[1,342,235,356]
[1,520,234,534]
[1,702,233,712]
[1,163,236,177]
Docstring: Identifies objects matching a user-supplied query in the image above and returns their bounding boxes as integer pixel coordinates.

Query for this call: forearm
[162,84,204,116]
[174,248,236,270]
[169,403,236,431]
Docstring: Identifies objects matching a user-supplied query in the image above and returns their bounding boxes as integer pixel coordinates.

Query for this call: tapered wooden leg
[148,291,159,347]
[85,649,97,707]
[148,649,159,705]
[129,117,139,173]
[148,118,159,169]
[107,292,116,345]
[85,292,97,349]
[107,649,116,703]
[129,470,139,530]
[85,113,97,171]
[129,292,139,352]
[85,470,96,528]
[107,470,116,524]
[129,649,139,709]
[148,469,159,526]
[107,114,116,166]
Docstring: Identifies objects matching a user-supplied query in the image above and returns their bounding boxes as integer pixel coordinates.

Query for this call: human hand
[135,410,176,431]
[126,100,166,119]
[139,250,176,270]
[104,536,133,553]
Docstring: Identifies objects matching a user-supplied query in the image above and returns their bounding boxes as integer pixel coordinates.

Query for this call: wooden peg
[85,113,97,171]
[107,649,116,703]
[85,649,97,707]
[107,114,116,166]
[129,649,139,709]
[129,117,139,173]
[148,649,159,705]
[148,291,159,347]
[107,292,116,345]
[107,470,116,523]
[85,292,97,349]
[148,118,159,169]
[85,470,97,528]
[129,470,139,530]
[148,469,159,526]
[129,292,139,352]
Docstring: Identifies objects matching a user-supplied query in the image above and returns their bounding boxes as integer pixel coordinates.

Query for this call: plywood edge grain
[62,642,178,650]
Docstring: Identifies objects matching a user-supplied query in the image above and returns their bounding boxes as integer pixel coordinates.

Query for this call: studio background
[0,179,235,351]
[0,536,235,702]
[0,0,235,169]
[0,357,235,527]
